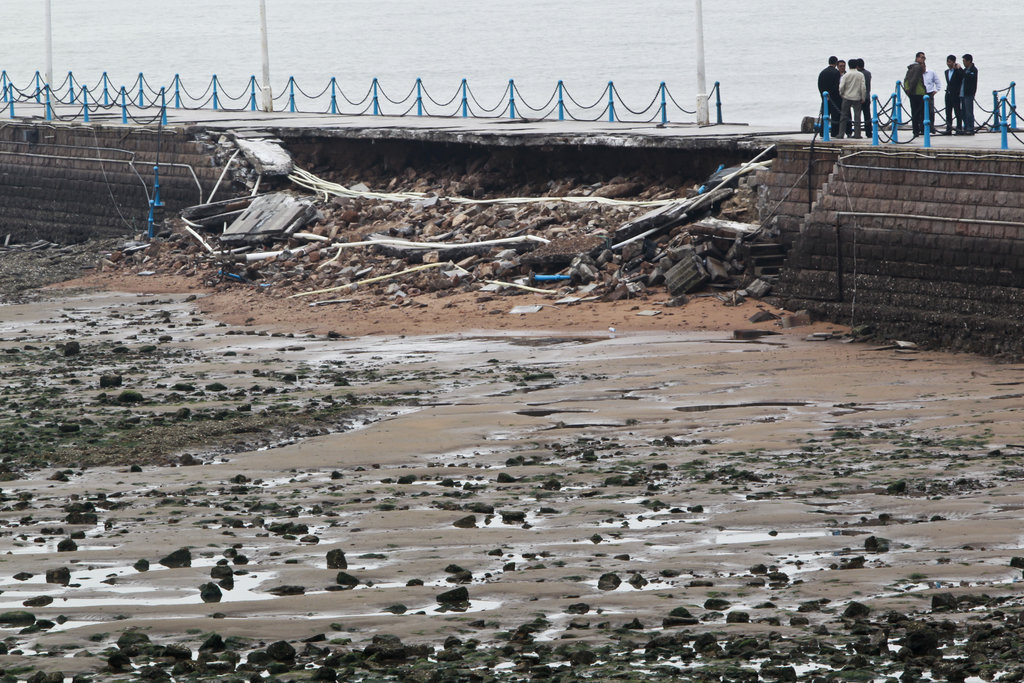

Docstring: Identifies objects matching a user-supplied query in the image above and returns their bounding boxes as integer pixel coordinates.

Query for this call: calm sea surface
[0,1,1021,128]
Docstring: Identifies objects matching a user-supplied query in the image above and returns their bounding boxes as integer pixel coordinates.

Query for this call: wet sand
[2,287,1024,679]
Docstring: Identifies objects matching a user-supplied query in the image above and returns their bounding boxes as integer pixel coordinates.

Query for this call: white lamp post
[44,0,53,87]
[259,0,274,112]
[695,0,710,126]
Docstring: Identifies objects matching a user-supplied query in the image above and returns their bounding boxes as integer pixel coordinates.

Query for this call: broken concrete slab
[221,193,318,245]
[234,138,295,176]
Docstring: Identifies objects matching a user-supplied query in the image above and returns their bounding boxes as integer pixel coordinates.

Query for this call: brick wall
[773,143,1024,355]
[0,123,226,243]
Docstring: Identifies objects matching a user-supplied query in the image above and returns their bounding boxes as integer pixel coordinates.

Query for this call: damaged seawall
[765,141,1024,356]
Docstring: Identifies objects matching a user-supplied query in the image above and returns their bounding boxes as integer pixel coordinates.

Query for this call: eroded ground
[1,292,1024,682]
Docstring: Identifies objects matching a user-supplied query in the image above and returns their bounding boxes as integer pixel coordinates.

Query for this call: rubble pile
[101,158,778,311]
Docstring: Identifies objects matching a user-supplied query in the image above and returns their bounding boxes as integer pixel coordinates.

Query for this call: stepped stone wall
[0,123,226,243]
[772,142,1024,356]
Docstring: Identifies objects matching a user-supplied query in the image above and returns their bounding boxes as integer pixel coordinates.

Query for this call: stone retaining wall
[0,123,225,243]
[773,142,1024,355]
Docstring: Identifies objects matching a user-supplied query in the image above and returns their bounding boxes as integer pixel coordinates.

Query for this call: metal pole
[822,93,831,141]
[694,0,709,125]
[258,0,274,112]
[923,95,931,147]
[871,95,879,146]
[44,0,53,88]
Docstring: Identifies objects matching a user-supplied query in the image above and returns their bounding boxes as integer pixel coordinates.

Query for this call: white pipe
[259,0,274,112]
[207,148,241,205]
[694,0,710,126]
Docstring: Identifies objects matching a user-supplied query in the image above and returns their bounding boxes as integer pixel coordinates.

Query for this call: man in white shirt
[837,59,867,139]
[923,61,942,133]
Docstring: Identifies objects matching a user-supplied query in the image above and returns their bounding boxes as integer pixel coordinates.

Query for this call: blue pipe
[508,79,515,119]
[45,85,52,121]
[7,84,13,118]
[715,81,722,124]
[67,71,75,104]
[249,76,257,111]
[1001,97,1009,149]
[1012,82,1018,130]
[821,92,831,141]
[147,165,163,239]
[174,74,181,108]
[871,95,879,146]
[160,87,167,125]
[35,71,41,103]
[890,94,899,143]
[557,80,564,121]
[0,71,7,104]
[102,72,109,105]
[923,95,931,147]
[659,82,666,124]
[213,74,221,110]
[532,274,571,282]
[607,81,615,122]
[460,79,468,117]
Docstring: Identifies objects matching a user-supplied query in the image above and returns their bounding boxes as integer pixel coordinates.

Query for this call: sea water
[0,0,1020,128]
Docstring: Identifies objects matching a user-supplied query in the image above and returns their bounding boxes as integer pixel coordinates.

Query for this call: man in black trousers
[817,56,842,136]
[961,54,978,134]
[943,55,964,135]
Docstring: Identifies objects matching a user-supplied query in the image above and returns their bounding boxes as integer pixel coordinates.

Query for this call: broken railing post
[7,83,13,118]
[891,91,899,143]
[557,80,564,121]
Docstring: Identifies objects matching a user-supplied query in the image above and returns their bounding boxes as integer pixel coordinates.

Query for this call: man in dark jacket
[944,55,964,134]
[857,59,873,137]
[817,56,841,136]
[961,54,978,134]
[904,52,927,136]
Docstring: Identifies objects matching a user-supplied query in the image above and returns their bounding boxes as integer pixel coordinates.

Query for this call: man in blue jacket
[960,54,978,135]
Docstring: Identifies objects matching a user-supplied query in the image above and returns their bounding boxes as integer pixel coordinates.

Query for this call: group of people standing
[817,56,873,139]
[817,52,978,139]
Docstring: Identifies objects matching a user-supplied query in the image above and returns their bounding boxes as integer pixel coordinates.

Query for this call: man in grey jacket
[838,59,867,139]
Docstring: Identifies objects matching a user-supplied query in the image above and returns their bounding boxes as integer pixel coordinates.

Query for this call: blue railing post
[715,81,722,124]
[372,77,379,115]
[173,74,181,108]
[34,71,42,103]
[7,83,13,118]
[993,91,999,128]
[329,77,337,114]
[1011,82,1018,130]
[1001,96,1009,150]
[658,82,666,124]
[137,73,145,107]
[212,74,220,110]
[147,165,163,239]
[460,79,468,117]
[44,85,52,121]
[558,80,565,121]
[607,81,615,122]
[894,83,903,124]
[508,79,515,119]
[288,76,296,113]
[82,85,89,123]
[871,95,879,146]
[821,93,831,141]
[0,71,7,103]
[160,87,167,125]
[67,71,76,104]
[249,76,257,111]
[120,86,128,124]
[890,94,899,143]
[416,77,422,116]
[925,94,933,147]
[102,72,110,105]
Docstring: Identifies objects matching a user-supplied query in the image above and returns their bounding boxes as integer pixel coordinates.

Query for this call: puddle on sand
[710,528,838,544]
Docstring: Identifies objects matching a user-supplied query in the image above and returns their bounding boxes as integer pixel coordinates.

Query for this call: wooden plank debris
[220,193,318,246]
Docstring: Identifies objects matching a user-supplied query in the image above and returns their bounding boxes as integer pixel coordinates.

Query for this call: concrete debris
[781,310,813,328]
[220,193,318,246]
[234,137,295,176]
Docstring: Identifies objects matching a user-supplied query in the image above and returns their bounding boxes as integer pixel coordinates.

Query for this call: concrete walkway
[7,100,1024,152]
